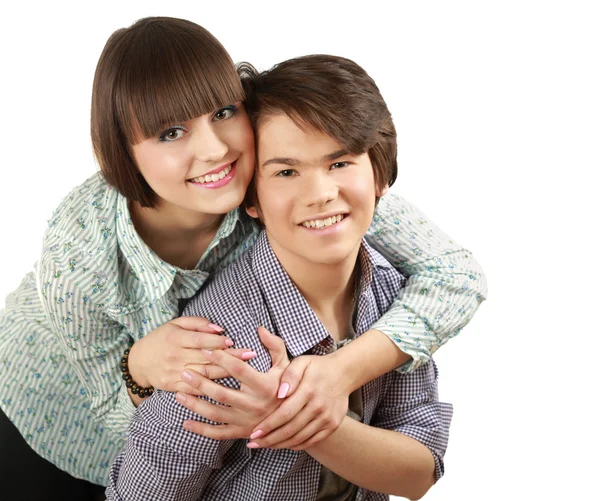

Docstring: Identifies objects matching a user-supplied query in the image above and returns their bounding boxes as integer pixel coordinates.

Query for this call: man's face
[248,114,386,269]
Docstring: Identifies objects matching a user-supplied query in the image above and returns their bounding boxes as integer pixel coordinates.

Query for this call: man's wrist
[328,346,364,394]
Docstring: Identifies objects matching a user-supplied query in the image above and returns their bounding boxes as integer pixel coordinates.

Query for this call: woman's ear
[246,206,259,219]
[376,184,389,197]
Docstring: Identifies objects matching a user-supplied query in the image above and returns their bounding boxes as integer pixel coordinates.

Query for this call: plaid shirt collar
[250,231,397,357]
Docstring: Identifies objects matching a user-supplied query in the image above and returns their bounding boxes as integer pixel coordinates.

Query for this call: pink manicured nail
[278,382,290,399]
[250,430,264,440]
[247,442,260,449]
[224,338,234,347]
[203,349,213,356]
[241,351,257,361]
[209,323,224,332]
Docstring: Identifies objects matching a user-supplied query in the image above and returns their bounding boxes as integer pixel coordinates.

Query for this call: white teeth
[189,164,232,184]
[301,214,345,229]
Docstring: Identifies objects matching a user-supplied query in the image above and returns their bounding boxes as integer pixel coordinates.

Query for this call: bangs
[116,19,244,143]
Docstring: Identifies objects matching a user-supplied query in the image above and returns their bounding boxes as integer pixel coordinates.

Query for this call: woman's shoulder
[39,172,124,279]
[45,172,120,233]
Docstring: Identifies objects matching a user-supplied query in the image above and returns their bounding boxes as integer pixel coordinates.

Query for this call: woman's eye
[276,169,297,177]
[213,105,237,121]
[159,126,186,142]
[331,161,349,169]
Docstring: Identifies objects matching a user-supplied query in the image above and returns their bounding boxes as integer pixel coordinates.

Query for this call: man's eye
[276,169,297,177]
[159,127,186,142]
[331,162,349,169]
[213,105,237,121]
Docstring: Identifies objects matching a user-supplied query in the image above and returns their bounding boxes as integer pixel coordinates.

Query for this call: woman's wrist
[127,340,152,388]
[332,329,411,392]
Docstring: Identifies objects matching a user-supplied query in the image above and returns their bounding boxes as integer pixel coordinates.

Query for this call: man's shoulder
[183,245,259,324]
[362,240,407,301]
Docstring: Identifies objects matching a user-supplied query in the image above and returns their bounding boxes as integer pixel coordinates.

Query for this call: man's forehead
[257,114,345,166]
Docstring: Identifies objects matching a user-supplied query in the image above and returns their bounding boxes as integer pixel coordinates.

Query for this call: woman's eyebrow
[261,149,347,168]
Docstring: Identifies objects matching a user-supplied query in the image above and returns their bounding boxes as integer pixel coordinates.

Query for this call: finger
[175,393,234,424]
[289,429,332,451]
[277,357,311,399]
[182,420,246,440]
[183,364,231,380]
[250,392,307,438]
[268,419,326,450]
[177,346,256,369]
[171,316,224,333]
[257,327,290,369]
[179,331,234,350]
[202,350,264,389]
[226,348,258,361]
[168,366,233,394]
[181,368,253,408]
[252,403,315,448]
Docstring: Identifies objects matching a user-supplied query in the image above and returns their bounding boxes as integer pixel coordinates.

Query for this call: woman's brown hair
[239,54,398,211]
[91,17,244,207]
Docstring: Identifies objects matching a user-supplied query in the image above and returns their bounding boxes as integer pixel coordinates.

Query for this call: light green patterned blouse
[0,173,486,485]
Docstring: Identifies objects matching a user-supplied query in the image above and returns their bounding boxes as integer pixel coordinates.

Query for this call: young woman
[0,16,486,499]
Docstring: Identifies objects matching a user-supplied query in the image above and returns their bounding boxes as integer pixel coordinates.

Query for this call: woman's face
[131,102,255,218]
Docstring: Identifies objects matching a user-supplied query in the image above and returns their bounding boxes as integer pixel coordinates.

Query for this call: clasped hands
[173,327,350,451]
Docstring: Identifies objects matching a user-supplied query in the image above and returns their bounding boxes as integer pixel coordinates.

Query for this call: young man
[107,55,453,501]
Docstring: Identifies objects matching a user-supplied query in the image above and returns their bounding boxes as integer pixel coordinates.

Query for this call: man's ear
[376,184,389,197]
[246,206,259,219]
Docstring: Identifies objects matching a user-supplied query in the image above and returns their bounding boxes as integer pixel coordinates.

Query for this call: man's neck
[267,232,361,341]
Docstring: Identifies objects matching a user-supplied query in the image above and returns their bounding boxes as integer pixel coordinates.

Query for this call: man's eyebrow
[261,149,348,168]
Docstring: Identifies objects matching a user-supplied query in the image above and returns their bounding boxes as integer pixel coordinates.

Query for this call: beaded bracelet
[121,348,154,398]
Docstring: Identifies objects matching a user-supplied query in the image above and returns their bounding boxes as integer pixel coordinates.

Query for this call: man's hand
[174,327,290,440]
[246,351,351,450]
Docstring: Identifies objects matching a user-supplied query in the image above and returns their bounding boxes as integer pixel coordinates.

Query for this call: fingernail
[203,349,213,356]
[175,393,187,404]
[247,442,260,449]
[241,351,257,361]
[183,421,194,431]
[181,371,193,382]
[250,430,264,440]
[224,338,234,347]
[278,382,290,399]
[209,323,224,332]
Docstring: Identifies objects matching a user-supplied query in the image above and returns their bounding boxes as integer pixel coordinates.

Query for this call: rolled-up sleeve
[372,361,453,481]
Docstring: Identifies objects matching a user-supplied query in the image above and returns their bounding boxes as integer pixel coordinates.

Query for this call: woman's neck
[130,200,225,269]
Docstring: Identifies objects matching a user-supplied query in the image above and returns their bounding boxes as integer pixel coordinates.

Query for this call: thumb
[257,326,289,369]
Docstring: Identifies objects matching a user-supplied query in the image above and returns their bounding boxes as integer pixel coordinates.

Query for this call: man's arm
[106,388,241,501]
[306,361,453,500]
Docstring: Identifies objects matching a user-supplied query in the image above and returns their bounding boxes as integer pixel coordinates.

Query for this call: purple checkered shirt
[107,232,453,501]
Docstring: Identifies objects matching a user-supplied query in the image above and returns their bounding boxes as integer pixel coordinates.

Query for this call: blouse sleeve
[364,193,488,372]
[37,234,137,440]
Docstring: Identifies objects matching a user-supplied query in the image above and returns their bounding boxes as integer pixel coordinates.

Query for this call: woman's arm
[365,192,487,370]
[37,243,241,438]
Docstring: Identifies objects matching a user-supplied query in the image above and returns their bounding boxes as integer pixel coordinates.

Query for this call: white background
[1,1,598,499]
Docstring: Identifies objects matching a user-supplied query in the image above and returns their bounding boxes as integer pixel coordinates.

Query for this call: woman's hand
[127,316,254,394]
[175,327,290,440]
[247,351,352,451]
